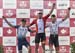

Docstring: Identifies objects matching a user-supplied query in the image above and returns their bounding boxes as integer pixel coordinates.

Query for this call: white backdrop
[0,0,75,53]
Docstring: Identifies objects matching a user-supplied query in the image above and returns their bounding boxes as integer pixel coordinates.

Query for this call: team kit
[2,3,71,53]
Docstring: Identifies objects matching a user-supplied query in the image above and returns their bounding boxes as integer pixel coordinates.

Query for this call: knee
[27,46,31,50]
[42,41,46,45]
[35,43,39,49]
[35,45,39,49]
[35,46,39,49]
[55,47,59,51]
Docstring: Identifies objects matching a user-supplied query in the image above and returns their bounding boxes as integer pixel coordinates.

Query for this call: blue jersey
[15,25,31,38]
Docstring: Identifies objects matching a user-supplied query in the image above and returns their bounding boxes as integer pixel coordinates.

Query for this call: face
[51,17,56,23]
[21,22,26,26]
[38,13,43,19]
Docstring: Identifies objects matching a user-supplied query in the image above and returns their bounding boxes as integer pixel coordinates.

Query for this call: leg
[27,46,31,53]
[49,35,54,53]
[18,46,22,53]
[41,33,46,53]
[23,38,31,53]
[35,43,39,53]
[54,35,59,53]
[18,50,22,53]
[18,38,22,53]
[41,41,45,53]
[49,44,53,53]
[55,47,59,53]
[35,33,40,53]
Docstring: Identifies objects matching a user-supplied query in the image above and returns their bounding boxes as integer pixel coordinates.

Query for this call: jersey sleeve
[30,19,36,26]
[57,20,63,25]
[43,14,50,21]
[14,25,20,28]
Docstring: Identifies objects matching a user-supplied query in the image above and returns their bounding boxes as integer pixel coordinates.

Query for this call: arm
[43,3,55,20]
[57,8,71,25]
[62,7,71,21]
[3,16,16,28]
[45,22,51,28]
[45,25,49,28]
[28,28,36,33]
[28,19,36,27]
[48,3,55,16]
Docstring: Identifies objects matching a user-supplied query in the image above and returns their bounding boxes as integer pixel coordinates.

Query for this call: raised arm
[28,19,36,27]
[62,7,71,21]
[3,16,16,28]
[48,3,55,16]
[43,3,55,20]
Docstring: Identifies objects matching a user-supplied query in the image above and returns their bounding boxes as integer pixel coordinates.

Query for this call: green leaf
[70,43,75,53]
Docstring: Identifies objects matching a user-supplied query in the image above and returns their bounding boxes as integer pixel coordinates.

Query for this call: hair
[39,10,43,11]
[21,19,26,22]
[38,10,43,14]
[38,11,43,14]
[51,14,56,17]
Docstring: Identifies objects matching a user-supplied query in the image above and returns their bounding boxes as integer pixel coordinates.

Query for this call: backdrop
[0,0,75,53]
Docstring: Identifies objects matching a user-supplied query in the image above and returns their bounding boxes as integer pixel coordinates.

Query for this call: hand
[27,25,30,28]
[53,3,55,7]
[2,16,6,19]
[68,7,71,10]
[32,30,36,33]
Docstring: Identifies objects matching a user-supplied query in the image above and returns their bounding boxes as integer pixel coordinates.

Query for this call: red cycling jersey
[30,14,50,33]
